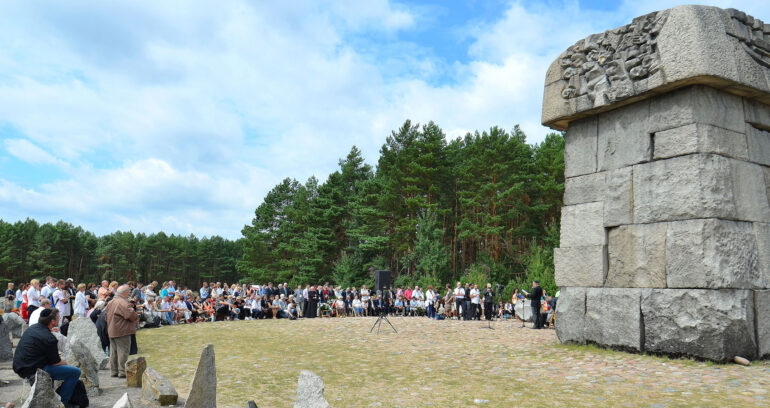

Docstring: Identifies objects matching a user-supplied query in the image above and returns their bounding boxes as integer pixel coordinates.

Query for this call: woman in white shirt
[352,296,363,316]
[74,283,89,317]
[425,286,436,319]
[27,279,41,313]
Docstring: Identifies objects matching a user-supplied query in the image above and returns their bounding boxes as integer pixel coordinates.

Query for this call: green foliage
[459,263,490,288]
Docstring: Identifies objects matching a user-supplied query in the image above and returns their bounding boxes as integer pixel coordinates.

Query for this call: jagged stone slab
[113,392,133,408]
[564,117,597,177]
[560,202,605,247]
[666,219,760,289]
[604,167,633,227]
[21,369,64,408]
[757,290,770,358]
[4,312,26,338]
[653,123,748,161]
[67,316,109,370]
[294,370,330,408]
[585,288,643,351]
[606,223,667,288]
[564,172,605,205]
[126,355,147,388]
[642,289,756,361]
[185,344,216,408]
[142,367,178,406]
[554,245,606,287]
[555,287,586,344]
[542,6,770,129]
[70,339,100,396]
[0,319,12,361]
[246,401,258,408]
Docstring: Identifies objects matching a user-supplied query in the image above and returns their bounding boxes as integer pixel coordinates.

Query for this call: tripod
[370,288,397,334]
[481,288,495,330]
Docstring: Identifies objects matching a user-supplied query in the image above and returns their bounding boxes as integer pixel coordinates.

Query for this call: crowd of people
[4,277,559,327]
[3,275,558,407]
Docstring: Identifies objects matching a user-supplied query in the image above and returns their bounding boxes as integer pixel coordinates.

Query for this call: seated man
[13,308,81,407]
[394,297,404,316]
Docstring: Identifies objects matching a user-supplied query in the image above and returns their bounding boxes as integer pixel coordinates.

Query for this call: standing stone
[125,355,147,387]
[246,401,258,408]
[20,369,64,408]
[142,367,178,406]
[555,287,586,344]
[584,288,643,351]
[4,312,26,338]
[69,339,100,396]
[294,370,330,408]
[67,316,109,370]
[185,344,216,408]
[113,393,133,408]
[756,290,770,358]
[0,319,12,361]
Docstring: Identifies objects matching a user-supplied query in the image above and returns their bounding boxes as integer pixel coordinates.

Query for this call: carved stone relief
[726,8,770,68]
[560,11,668,106]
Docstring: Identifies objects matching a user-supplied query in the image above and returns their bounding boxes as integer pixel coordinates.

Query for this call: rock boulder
[67,316,109,370]
[125,355,147,387]
[294,370,330,408]
[20,369,64,408]
[142,367,178,406]
[70,339,100,396]
[185,344,216,408]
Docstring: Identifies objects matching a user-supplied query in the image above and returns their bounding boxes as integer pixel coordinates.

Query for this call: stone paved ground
[2,317,768,407]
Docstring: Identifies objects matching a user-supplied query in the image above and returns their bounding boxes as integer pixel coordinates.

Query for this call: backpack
[57,379,89,407]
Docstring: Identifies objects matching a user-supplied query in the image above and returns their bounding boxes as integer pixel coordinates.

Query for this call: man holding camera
[483,284,495,320]
[104,285,138,378]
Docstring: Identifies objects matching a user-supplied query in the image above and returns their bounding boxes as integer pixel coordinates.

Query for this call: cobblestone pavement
[133,317,769,407]
[4,317,765,407]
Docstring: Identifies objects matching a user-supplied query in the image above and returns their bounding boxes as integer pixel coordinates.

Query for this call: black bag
[56,379,89,407]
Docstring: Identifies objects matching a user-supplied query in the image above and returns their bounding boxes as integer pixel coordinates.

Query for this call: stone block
[597,100,652,171]
[21,369,63,408]
[560,202,605,247]
[755,223,770,287]
[744,98,770,129]
[642,289,756,361]
[653,123,748,160]
[185,344,216,408]
[125,356,146,388]
[554,246,606,287]
[294,370,330,408]
[142,367,178,406]
[70,339,100,397]
[0,320,11,361]
[747,124,770,166]
[564,172,605,205]
[604,167,633,226]
[633,154,734,223]
[584,288,643,351]
[555,287,586,344]
[606,223,667,288]
[731,159,770,222]
[564,117,598,177]
[757,290,770,358]
[68,316,109,370]
[666,219,760,288]
[649,86,745,134]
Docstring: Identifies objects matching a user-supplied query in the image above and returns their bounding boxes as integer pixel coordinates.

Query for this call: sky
[1,0,770,240]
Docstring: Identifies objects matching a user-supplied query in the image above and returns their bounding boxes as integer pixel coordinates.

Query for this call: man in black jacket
[13,308,81,407]
[526,281,544,329]
[483,284,495,320]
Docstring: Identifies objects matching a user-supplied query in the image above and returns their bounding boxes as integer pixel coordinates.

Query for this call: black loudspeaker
[375,270,391,292]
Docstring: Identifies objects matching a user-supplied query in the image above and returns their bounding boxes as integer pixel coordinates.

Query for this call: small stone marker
[21,369,64,408]
[113,393,133,408]
[246,401,258,408]
[294,370,330,408]
[67,316,109,370]
[125,355,147,387]
[734,356,751,366]
[4,312,26,338]
[184,344,216,408]
[0,319,12,361]
[70,339,101,396]
[142,367,178,406]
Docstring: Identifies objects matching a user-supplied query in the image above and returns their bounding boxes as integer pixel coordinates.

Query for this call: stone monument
[545,5,770,361]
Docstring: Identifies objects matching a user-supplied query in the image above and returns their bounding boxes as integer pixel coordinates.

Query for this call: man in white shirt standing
[40,277,55,304]
[470,284,481,320]
[452,282,465,320]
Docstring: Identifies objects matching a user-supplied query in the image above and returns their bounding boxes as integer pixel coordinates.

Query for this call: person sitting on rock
[13,308,81,408]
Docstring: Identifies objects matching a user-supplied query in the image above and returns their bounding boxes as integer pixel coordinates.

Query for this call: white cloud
[1,0,769,238]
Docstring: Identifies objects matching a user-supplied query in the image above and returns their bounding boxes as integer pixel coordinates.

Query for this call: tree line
[239,120,564,297]
[0,120,564,298]
[0,219,242,286]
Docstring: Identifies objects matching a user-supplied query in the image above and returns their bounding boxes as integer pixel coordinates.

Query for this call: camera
[496,283,505,292]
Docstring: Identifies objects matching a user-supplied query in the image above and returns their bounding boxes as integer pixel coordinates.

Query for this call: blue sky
[1,0,769,239]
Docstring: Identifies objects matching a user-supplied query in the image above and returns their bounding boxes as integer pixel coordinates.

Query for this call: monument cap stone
[543,5,770,129]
